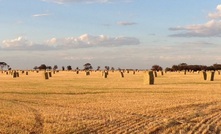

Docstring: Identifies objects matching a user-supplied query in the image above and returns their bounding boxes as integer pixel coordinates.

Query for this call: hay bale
[203,71,207,80]
[44,72,49,80]
[48,72,52,77]
[149,71,154,85]
[104,71,108,78]
[120,72,124,78]
[154,71,157,77]
[133,71,135,75]
[210,71,215,81]
[12,71,17,78]
[86,71,90,76]
[16,72,19,77]
[161,71,164,76]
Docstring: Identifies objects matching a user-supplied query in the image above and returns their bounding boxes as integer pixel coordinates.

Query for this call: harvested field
[0,71,221,133]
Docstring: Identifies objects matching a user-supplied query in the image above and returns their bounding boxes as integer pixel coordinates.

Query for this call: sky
[1,0,221,70]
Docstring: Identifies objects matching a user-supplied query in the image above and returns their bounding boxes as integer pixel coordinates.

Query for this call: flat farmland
[0,71,221,134]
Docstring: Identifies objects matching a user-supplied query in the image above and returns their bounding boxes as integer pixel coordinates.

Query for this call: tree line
[151,63,221,72]
[164,63,221,72]
[33,63,116,71]
[2,61,221,72]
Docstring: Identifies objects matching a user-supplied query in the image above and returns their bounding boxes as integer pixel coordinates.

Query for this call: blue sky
[1,0,221,69]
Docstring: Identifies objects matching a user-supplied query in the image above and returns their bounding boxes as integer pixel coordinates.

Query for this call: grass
[0,70,221,133]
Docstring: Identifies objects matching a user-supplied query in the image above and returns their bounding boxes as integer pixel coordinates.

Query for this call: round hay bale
[154,71,157,77]
[203,71,207,80]
[44,72,49,80]
[86,71,90,76]
[16,72,19,77]
[149,71,154,85]
[12,71,17,78]
[48,72,52,77]
[210,71,215,81]
[120,72,124,78]
[104,72,108,78]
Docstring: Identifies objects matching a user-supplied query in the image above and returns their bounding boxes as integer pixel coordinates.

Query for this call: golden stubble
[0,70,221,133]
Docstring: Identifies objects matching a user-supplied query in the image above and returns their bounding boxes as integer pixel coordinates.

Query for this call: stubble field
[0,70,221,134]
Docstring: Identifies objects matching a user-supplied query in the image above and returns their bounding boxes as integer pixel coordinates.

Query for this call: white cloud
[32,13,50,17]
[42,0,131,4]
[169,20,221,37]
[0,34,140,50]
[117,21,137,26]
[169,4,221,37]
[2,37,33,50]
[208,4,221,19]
[47,34,140,48]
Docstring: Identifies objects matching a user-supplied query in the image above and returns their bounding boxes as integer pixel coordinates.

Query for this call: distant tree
[201,65,207,71]
[213,63,221,70]
[172,65,178,71]
[104,66,110,71]
[33,66,38,70]
[47,66,52,70]
[83,63,93,70]
[151,65,163,71]
[0,62,7,70]
[38,64,47,70]
[76,67,79,70]
[111,67,115,71]
[62,66,65,71]
[67,65,72,71]
[53,65,58,70]
[178,63,188,71]
[7,65,10,70]
[96,66,100,71]
[188,65,201,71]
[206,66,215,71]
[165,67,173,72]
